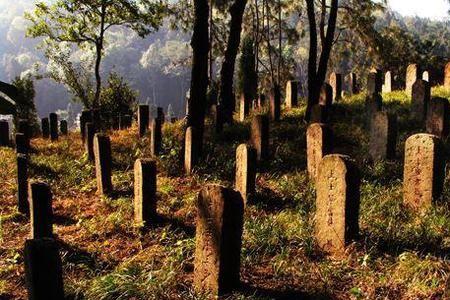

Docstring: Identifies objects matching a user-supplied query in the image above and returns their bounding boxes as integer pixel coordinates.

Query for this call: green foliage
[100,73,138,117]
[11,76,40,135]
[25,0,167,107]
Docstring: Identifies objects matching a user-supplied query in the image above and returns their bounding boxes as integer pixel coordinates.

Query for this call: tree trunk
[187,0,210,152]
[218,0,249,124]
[305,0,338,121]
[93,4,106,109]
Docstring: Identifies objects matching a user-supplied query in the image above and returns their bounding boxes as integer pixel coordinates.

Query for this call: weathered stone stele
[406,64,421,92]
[319,83,333,108]
[269,85,281,121]
[60,120,68,135]
[367,69,382,95]
[193,185,244,296]
[250,115,269,161]
[307,123,332,180]
[29,181,53,239]
[49,113,58,141]
[134,159,157,225]
[24,238,64,300]
[185,126,199,175]
[0,120,9,146]
[17,154,29,215]
[235,144,257,204]
[138,104,149,137]
[411,79,431,121]
[239,94,249,122]
[150,118,162,156]
[369,111,397,160]
[426,97,449,139]
[285,80,299,108]
[85,122,95,161]
[403,134,445,211]
[444,62,450,89]
[315,154,360,257]
[310,104,329,124]
[382,71,392,93]
[41,118,49,139]
[329,72,342,102]
[94,134,113,195]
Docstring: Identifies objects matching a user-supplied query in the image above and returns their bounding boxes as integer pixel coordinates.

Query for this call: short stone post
[60,120,68,136]
[269,84,281,121]
[411,79,431,122]
[16,133,29,154]
[307,123,332,180]
[369,111,397,160]
[426,97,449,139]
[41,118,49,139]
[239,94,249,121]
[193,185,244,297]
[138,105,150,137]
[315,154,360,256]
[134,159,157,225]
[17,154,29,215]
[29,181,53,238]
[406,64,421,92]
[285,80,298,108]
[319,83,333,108]
[329,72,342,102]
[403,134,445,211]
[94,134,113,195]
[368,69,382,95]
[235,144,257,205]
[150,118,162,156]
[85,122,95,161]
[49,113,58,141]
[382,71,392,93]
[250,115,269,162]
[185,126,199,175]
[24,238,64,300]
[0,120,9,146]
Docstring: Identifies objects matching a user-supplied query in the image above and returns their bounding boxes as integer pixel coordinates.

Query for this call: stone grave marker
[315,154,360,257]
[235,144,257,204]
[307,123,332,180]
[193,185,244,296]
[403,134,445,211]
[29,181,53,239]
[94,134,113,195]
[134,159,157,225]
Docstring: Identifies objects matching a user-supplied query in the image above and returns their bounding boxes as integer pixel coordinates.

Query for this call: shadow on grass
[360,231,450,259]
[139,214,196,237]
[238,282,331,300]
[250,187,296,213]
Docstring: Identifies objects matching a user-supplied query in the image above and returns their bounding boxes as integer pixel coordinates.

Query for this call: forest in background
[0,0,449,120]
